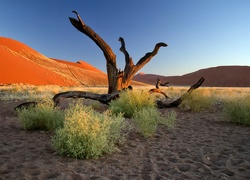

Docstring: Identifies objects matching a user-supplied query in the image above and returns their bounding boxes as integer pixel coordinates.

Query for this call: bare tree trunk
[69,11,117,93]
[69,11,167,93]
[13,12,205,111]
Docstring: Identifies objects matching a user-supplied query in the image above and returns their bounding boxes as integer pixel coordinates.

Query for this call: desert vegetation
[12,87,177,159]
[223,95,250,126]
[1,85,250,160]
[16,99,64,130]
[52,102,130,159]
[1,85,249,179]
[0,84,108,101]
[109,89,176,137]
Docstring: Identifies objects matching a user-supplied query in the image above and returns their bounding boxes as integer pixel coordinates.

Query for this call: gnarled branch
[69,11,118,93]
[69,11,116,64]
[14,78,204,110]
[156,78,169,89]
[53,90,121,106]
[135,42,167,72]
[14,102,38,111]
[157,77,205,108]
[149,88,169,98]
[118,37,168,88]
[148,78,170,98]
[69,11,168,93]
[119,37,133,66]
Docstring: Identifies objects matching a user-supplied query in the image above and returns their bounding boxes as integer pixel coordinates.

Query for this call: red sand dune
[0,37,146,87]
[51,59,105,74]
[3,36,247,88]
[134,66,250,87]
[0,37,108,86]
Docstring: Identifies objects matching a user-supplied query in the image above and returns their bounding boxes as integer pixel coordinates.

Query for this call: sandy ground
[0,99,250,180]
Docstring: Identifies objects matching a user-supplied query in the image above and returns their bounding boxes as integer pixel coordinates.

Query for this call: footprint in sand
[177,163,192,172]
[221,168,235,177]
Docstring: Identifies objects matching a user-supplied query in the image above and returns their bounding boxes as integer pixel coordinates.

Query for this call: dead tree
[148,78,170,98]
[52,77,204,108]
[69,11,167,93]
[156,78,169,89]
[14,11,205,110]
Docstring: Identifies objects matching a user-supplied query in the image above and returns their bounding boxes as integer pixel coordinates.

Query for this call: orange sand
[0,37,108,86]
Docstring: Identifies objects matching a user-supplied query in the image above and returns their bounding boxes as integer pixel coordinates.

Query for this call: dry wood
[69,11,167,93]
[14,102,38,111]
[14,78,204,110]
[14,11,203,110]
[53,90,121,107]
[149,88,169,98]
[156,77,205,108]
[155,78,169,89]
[148,78,170,98]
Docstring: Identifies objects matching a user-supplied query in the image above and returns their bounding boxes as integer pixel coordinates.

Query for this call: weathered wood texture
[157,77,205,108]
[53,91,121,106]
[69,11,167,93]
[14,78,204,110]
[149,88,169,98]
[148,78,170,98]
[14,102,38,111]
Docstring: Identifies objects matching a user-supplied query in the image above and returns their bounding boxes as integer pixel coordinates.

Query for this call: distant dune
[0,37,147,87]
[2,37,248,87]
[0,37,109,86]
[133,66,250,87]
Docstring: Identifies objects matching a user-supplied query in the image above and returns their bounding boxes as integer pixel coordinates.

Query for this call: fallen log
[156,77,205,108]
[53,90,121,107]
[14,77,204,110]
[14,101,38,111]
[53,77,204,108]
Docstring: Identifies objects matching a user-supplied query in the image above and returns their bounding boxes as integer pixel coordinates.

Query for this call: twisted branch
[136,42,167,71]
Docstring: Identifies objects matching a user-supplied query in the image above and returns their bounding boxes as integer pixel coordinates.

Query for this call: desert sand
[133,66,250,87]
[0,37,250,179]
[0,37,108,86]
[0,37,147,87]
[0,99,249,179]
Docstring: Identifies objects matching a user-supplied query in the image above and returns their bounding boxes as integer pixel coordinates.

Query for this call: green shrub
[181,89,214,112]
[52,102,130,159]
[16,99,64,130]
[132,107,176,138]
[132,107,159,137]
[158,110,177,128]
[223,96,250,126]
[109,90,156,118]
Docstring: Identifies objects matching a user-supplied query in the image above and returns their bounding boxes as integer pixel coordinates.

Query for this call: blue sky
[1,0,249,76]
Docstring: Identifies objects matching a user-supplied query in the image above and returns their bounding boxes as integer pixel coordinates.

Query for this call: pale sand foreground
[0,99,249,179]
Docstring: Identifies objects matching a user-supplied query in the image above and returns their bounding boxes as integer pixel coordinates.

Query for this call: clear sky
[1,0,249,76]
